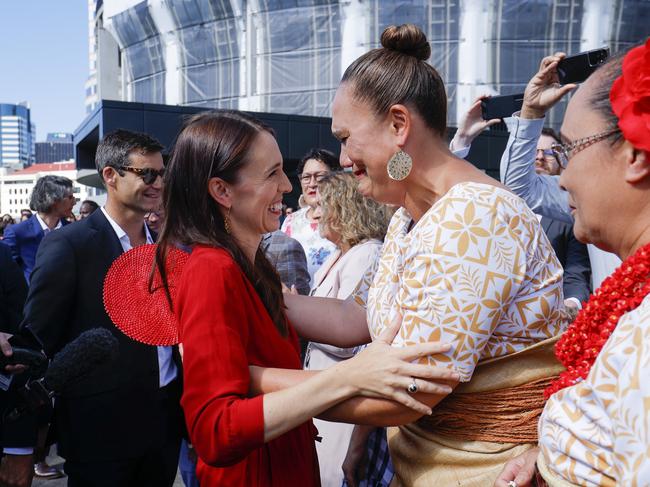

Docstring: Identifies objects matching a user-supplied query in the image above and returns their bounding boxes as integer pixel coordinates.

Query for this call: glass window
[253,3,342,115]
[112,1,158,46]
[610,0,650,51]
[132,73,165,104]
[182,61,239,102]
[165,0,234,27]
[178,19,238,66]
[488,0,583,130]
[124,38,165,80]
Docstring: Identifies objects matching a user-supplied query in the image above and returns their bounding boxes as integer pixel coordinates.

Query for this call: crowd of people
[0,23,648,487]
[1,193,100,240]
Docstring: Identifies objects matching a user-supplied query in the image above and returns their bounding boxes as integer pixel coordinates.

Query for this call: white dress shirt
[499,114,621,289]
[35,213,62,234]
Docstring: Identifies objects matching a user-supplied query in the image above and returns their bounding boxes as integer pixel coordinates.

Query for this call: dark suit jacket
[0,241,32,448]
[2,215,69,282]
[21,209,182,462]
[0,244,33,449]
[0,241,27,334]
[541,216,592,304]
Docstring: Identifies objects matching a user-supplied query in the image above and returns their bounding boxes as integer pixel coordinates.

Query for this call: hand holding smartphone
[481,47,610,120]
[557,47,610,84]
[481,93,524,121]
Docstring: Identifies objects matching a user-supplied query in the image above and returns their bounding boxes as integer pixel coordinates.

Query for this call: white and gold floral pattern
[539,294,650,486]
[362,182,566,381]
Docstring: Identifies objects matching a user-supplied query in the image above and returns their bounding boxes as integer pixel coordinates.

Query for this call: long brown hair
[153,110,288,336]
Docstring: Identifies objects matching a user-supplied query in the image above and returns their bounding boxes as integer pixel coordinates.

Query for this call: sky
[0,1,89,141]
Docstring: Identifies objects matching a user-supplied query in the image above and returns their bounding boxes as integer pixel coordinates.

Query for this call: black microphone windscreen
[44,328,119,392]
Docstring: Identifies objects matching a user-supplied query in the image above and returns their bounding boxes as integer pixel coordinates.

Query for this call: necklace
[545,242,650,398]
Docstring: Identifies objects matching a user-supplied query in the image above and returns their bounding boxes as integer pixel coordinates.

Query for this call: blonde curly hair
[318,172,392,248]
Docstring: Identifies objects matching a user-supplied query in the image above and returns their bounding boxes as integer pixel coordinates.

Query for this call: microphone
[44,328,119,392]
[5,328,119,421]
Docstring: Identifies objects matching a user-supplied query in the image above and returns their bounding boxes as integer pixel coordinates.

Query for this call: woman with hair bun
[252,24,569,485]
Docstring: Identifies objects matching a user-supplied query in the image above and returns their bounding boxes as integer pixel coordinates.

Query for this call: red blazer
[177,246,320,487]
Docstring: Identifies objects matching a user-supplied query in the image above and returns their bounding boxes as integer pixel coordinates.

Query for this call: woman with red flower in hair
[496,38,650,487]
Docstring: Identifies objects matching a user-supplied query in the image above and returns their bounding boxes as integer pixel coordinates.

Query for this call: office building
[35,133,75,164]
[0,103,36,170]
[0,162,104,218]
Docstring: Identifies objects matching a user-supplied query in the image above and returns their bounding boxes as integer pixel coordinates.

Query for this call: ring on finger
[407,378,418,394]
[507,481,518,487]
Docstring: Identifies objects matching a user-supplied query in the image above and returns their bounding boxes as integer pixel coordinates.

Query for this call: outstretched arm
[500,52,576,223]
[284,293,370,347]
[450,94,501,157]
[250,363,458,427]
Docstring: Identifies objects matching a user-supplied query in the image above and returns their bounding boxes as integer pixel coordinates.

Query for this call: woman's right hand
[494,447,539,487]
[451,95,501,150]
[334,314,460,415]
[521,52,577,119]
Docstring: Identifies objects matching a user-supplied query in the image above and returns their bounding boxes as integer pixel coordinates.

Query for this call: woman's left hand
[494,447,539,487]
[334,314,460,415]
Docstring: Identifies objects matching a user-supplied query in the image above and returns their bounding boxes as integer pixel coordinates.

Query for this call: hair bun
[380,24,431,61]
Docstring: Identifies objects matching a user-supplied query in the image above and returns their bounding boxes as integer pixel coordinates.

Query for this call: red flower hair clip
[610,37,650,152]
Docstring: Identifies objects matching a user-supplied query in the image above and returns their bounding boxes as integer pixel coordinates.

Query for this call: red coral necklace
[545,242,650,398]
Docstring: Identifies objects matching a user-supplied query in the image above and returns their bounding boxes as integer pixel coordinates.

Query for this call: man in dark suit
[541,217,591,319]
[0,243,32,487]
[3,175,75,282]
[18,130,183,487]
[531,128,591,318]
[0,331,38,487]
[0,242,27,335]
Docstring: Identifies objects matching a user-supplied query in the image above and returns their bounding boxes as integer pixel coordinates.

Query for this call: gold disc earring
[387,149,413,181]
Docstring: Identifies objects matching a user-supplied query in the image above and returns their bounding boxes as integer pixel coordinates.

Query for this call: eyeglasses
[299,171,329,184]
[144,210,163,220]
[117,165,165,185]
[551,129,621,169]
[537,148,558,159]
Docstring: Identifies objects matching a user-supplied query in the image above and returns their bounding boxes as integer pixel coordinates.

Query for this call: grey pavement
[32,449,185,487]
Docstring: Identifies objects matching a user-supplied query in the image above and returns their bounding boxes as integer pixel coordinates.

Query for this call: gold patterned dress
[357,182,568,486]
[538,294,650,486]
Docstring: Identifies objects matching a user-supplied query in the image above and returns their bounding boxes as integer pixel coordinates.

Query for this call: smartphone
[557,47,610,84]
[481,93,524,120]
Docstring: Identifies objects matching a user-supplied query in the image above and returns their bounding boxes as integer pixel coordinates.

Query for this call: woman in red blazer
[155,110,459,487]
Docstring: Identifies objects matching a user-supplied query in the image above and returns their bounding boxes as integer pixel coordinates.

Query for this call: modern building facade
[35,133,74,163]
[74,99,343,207]
[0,162,104,218]
[85,0,100,114]
[85,0,122,115]
[87,0,649,131]
[0,103,36,170]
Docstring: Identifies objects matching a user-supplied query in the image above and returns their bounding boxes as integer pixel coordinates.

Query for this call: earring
[387,149,413,181]
[224,207,232,234]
